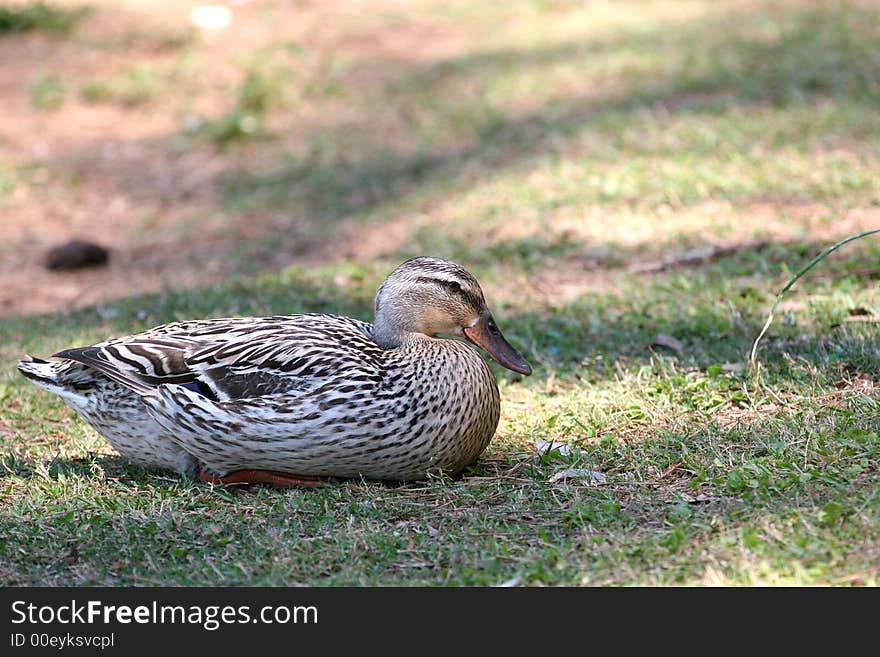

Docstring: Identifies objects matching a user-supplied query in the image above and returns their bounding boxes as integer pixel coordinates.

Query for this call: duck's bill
[463,313,532,376]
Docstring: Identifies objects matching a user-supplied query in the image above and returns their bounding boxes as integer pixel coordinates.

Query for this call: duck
[18,257,532,486]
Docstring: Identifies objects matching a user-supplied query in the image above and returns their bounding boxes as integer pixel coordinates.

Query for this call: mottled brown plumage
[18,257,531,483]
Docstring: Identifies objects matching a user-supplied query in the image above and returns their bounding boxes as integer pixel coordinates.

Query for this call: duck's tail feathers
[17,355,91,403]
[17,355,58,386]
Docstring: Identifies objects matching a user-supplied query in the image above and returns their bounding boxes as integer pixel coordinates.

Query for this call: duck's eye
[436,279,463,293]
[416,276,463,293]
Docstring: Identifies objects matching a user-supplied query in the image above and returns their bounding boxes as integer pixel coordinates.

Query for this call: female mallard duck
[18,257,531,486]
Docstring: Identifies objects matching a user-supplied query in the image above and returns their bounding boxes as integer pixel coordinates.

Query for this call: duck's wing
[54,314,382,401]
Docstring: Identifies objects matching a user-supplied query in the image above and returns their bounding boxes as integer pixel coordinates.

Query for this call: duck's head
[373,257,532,375]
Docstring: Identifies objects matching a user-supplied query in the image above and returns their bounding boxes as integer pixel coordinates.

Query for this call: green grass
[77,65,162,107]
[195,57,296,146]
[0,2,90,35]
[1,253,877,586]
[214,2,880,261]
[1,0,878,586]
[29,73,66,110]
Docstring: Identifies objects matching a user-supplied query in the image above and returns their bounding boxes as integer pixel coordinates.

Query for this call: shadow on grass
[1,233,876,583]
[0,451,169,485]
[3,233,878,386]
[393,3,880,107]
[0,395,875,585]
[219,2,880,221]
[25,1,880,284]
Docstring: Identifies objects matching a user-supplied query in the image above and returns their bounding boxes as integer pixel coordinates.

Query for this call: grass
[750,228,880,370]
[0,2,90,35]
[30,73,66,110]
[78,65,159,106]
[1,253,877,586]
[199,66,291,146]
[0,0,878,586]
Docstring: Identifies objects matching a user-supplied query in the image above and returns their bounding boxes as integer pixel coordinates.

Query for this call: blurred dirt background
[1,0,878,317]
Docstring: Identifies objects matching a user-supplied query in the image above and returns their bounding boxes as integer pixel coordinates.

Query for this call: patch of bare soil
[0,1,468,317]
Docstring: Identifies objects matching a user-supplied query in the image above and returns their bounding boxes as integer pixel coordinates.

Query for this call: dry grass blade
[749,228,880,376]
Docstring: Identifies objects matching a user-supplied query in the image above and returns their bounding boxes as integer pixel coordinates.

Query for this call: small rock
[44,240,109,271]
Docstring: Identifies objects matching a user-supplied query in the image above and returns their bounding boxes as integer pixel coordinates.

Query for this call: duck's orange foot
[199,469,327,487]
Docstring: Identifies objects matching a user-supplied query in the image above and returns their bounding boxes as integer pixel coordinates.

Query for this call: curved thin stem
[749,228,880,374]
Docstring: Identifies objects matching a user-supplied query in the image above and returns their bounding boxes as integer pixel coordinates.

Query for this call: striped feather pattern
[18,257,526,482]
[56,315,378,401]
